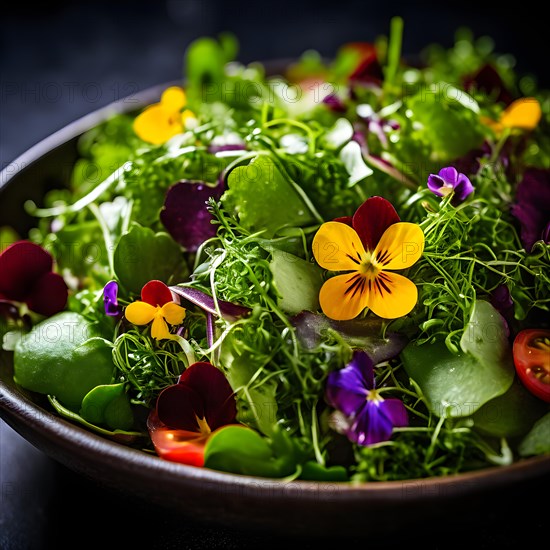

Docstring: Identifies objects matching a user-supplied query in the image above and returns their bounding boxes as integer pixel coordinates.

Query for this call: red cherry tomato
[147,411,207,467]
[513,329,550,403]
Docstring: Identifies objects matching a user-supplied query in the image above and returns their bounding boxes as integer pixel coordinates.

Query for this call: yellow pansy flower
[312,197,424,320]
[133,86,195,145]
[125,280,186,340]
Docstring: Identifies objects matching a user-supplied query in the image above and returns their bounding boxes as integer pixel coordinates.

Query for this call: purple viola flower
[357,104,399,148]
[427,167,474,204]
[326,350,408,446]
[103,280,122,317]
[510,168,550,251]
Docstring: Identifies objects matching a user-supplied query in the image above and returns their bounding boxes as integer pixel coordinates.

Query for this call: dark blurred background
[0,2,547,548]
[1,0,548,165]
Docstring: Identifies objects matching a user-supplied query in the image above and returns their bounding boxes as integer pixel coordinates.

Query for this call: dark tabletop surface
[1,2,548,548]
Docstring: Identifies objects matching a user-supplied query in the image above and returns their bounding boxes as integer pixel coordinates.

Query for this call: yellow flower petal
[151,314,171,340]
[133,104,183,145]
[319,272,370,321]
[161,86,186,111]
[500,98,541,130]
[313,222,367,272]
[366,271,418,319]
[125,301,157,325]
[373,222,424,270]
[181,109,196,125]
[480,115,503,133]
[161,302,186,325]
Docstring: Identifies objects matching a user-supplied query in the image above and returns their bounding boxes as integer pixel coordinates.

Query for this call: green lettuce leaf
[519,413,550,457]
[113,224,186,294]
[222,155,316,238]
[401,301,514,417]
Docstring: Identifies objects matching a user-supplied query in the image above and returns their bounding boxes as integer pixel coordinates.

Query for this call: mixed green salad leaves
[1,20,549,482]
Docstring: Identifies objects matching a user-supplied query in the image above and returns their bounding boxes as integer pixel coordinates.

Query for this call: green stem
[383,16,404,96]
[26,162,131,217]
[88,203,115,278]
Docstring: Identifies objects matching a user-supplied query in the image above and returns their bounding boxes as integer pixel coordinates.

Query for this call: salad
[1,19,549,482]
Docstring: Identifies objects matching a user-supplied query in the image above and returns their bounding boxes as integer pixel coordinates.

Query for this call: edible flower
[133,86,195,145]
[342,42,383,85]
[103,280,123,317]
[510,168,550,251]
[148,362,237,466]
[463,63,513,106]
[312,196,424,320]
[125,280,186,340]
[326,350,408,446]
[427,166,474,204]
[484,97,541,133]
[0,241,68,317]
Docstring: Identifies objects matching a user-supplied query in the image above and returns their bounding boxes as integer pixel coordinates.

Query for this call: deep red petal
[156,384,204,431]
[179,362,237,430]
[352,196,400,252]
[0,241,53,301]
[25,272,68,316]
[333,216,353,226]
[141,280,173,306]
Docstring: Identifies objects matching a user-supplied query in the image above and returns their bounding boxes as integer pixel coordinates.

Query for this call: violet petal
[207,144,247,154]
[438,166,459,184]
[170,286,250,321]
[453,174,474,202]
[323,94,346,112]
[103,280,122,317]
[348,400,394,446]
[378,398,409,429]
[160,180,224,252]
[427,174,446,195]
[326,351,373,416]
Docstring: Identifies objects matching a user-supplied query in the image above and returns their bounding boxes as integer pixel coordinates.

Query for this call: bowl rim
[1,78,549,503]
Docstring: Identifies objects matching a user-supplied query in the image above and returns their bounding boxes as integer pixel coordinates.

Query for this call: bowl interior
[1,81,550,536]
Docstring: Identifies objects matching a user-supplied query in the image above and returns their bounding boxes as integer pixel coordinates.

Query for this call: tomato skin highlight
[147,411,206,467]
[513,329,550,403]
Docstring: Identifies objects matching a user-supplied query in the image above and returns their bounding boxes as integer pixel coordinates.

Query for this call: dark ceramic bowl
[1,82,550,537]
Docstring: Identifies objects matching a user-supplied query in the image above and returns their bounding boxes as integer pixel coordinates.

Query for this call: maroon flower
[344,42,384,85]
[147,362,237,467]
[463,64,514,106]
[156,362,237,432]
[0,241,67,316]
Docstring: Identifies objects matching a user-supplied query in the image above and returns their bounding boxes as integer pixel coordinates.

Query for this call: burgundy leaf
[169,286,251,321]
[160,180,224,252]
